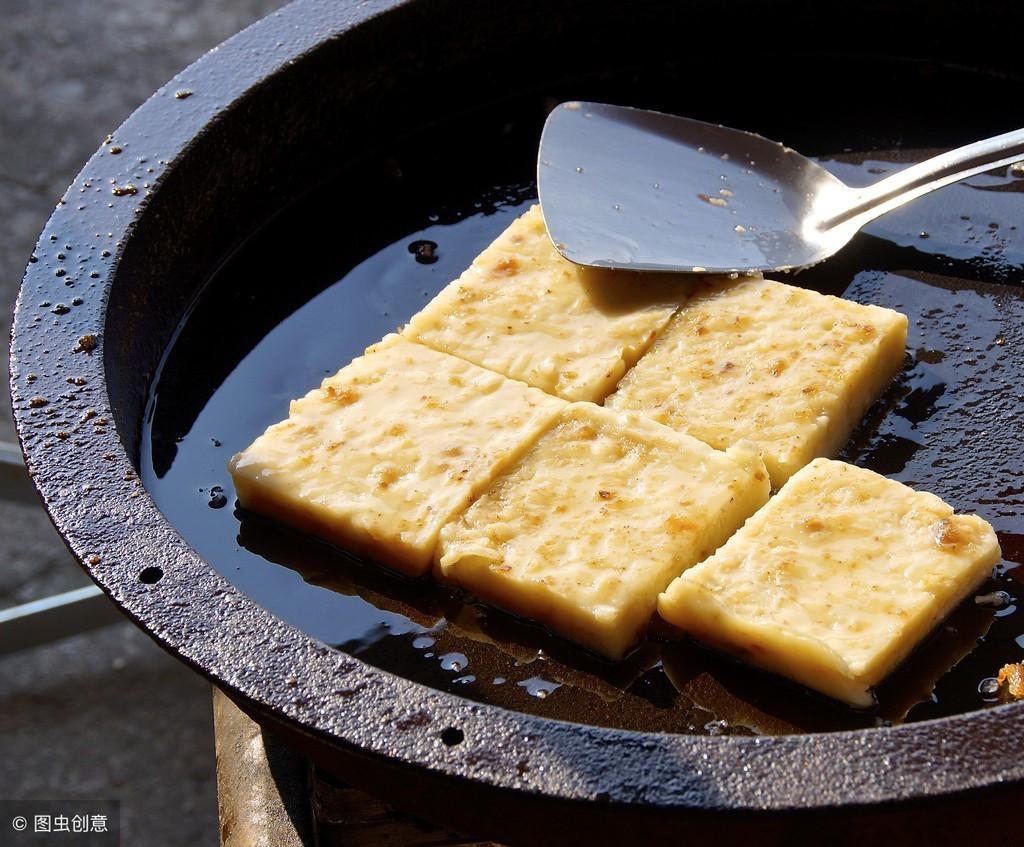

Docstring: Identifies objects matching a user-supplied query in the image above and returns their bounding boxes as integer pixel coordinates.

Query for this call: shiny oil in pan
[141,106,1024,738]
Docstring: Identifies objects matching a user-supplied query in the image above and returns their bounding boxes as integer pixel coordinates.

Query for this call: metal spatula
[537,101,1024,274]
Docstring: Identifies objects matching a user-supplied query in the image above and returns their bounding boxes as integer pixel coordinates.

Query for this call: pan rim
[10,0,1024,816]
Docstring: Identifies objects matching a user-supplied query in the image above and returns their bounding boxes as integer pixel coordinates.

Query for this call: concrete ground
[1,1,284,843]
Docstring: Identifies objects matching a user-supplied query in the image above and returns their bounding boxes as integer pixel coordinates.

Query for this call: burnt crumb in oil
[207,485,228,509]
[408,239,439,264]
[975,590,1012,609]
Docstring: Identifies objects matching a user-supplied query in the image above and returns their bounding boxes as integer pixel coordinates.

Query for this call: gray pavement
[1,1,285,843]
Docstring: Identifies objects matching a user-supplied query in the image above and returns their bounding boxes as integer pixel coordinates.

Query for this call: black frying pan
[10,0,1024,843]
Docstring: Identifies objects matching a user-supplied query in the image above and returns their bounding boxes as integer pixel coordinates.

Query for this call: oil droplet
[75,334,97,353]
[408,239,438,264]
[208,485,227,509]
[439,652,468,672]
[518,676,561,699]
[978,677,1000,700]
[575,166,584,174]
[112,185,138,197]
[412,635,435,649]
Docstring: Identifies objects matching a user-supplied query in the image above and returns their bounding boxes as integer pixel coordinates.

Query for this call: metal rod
[0,441,126,653]
[0,585,124,656]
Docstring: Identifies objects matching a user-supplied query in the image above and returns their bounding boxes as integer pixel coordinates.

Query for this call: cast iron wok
[10,0,1024,843]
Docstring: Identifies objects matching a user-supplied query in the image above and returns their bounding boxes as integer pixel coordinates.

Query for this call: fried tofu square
[229,335,565,576]
[403,204,703,403]
[436,403,770,658]
[607,277,908,487]
[658,458,1001,707]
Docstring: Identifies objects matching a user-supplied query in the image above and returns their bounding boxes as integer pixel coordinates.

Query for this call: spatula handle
[819,127,1024,231]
